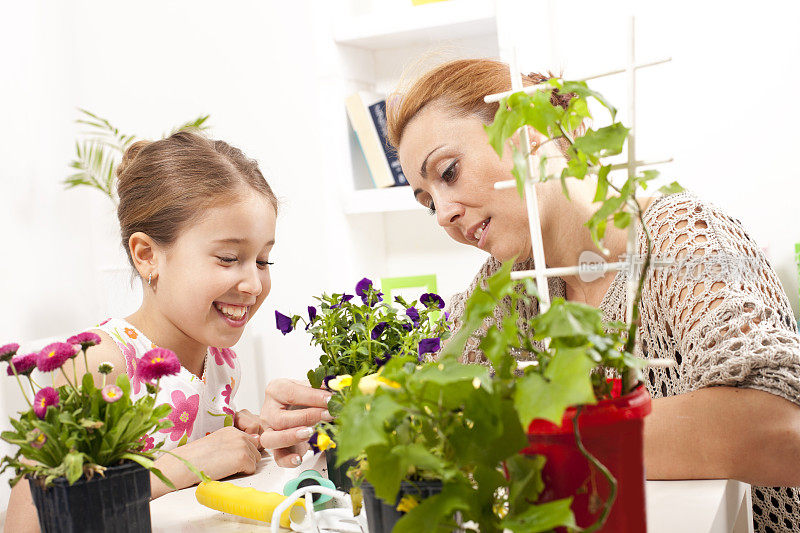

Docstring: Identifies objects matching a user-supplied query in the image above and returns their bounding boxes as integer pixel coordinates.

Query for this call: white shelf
[342,186,424,214]
[334,0,496,50]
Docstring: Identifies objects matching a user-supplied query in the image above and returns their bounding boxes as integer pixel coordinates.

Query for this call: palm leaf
[168,114,211,136]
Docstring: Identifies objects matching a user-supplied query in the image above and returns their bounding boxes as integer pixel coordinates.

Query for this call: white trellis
[488,17,675,370]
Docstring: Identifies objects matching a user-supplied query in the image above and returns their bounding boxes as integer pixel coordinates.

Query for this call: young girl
[6,131,280,531]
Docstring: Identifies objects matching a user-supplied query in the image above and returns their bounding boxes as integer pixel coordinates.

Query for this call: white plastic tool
[271,485,367,533]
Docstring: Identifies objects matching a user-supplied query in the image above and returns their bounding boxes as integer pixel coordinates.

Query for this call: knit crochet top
[445,193,800,533]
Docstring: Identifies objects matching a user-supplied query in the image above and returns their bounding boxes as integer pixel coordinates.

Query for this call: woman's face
[397,104,532,262]
[153,190,276,349]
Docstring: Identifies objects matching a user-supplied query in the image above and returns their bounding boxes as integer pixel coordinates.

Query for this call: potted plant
[274,277,449,491]
[0,335,198,532]
[323,76,681,532]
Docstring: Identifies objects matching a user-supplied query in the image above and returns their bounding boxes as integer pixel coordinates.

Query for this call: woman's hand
[234,409,264,442]
[259,378,333,467]
[150,426,262,499]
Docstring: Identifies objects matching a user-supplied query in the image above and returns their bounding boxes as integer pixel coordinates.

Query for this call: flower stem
[573,406,617,532]
[59,367,78,394]
[10,365,33,410]
[82,348,90,378]
[27,377,37,398]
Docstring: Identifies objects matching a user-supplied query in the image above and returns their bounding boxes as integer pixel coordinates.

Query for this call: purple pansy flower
[420,293,445,310]
[401,323,413,332]
[276,311,293,335]
[138,348,181,382]
[7,353,36,376]
[330,294,354,309]
[355,277,383,306]
[33,387,59,419]
[405,307,420,324]
[210,347,236,369]
[322,375,336,390]
[371,322,387,340]
[418,337,441,355]
[36,343,77,373]
[66,332,102,351]
[0,343,19,363]
[306,306,317,330]
[374,354,392,367]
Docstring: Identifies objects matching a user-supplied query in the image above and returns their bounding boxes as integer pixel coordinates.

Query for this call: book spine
[368,100,408,186]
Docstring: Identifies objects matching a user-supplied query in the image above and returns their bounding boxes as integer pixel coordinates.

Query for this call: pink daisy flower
[7,353,37,376]
[210,347,236,369]
[67,332,102,351]
[221,384,232,404]
[138,348,181,382]
[119,341,143,394]
[0,343,19,362]
[33,387,59,419]
[159,390,199,442]
[101,384,124,403]
[36,343,76,373]
[29,428,47,449]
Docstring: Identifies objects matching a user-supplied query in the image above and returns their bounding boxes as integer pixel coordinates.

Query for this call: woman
[261,59,800,532]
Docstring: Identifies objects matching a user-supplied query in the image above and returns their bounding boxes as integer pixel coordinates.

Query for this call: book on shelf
[345,92,408,189]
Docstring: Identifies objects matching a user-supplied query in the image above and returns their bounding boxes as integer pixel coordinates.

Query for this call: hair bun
[116,140,151,178]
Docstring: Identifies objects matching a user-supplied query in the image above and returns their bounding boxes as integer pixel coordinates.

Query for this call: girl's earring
[148,272,153,286]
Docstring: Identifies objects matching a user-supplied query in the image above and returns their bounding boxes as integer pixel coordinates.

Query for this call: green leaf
[506,454,546,513]
[394,483,473,533]
[500,497,576,532]
[515,348,597,426]
[335,394,404,460]
[593,165,611,203]
[572,123,630,159]
[658,181,684,195]
[64,450,84,484]
[613,211,632,229]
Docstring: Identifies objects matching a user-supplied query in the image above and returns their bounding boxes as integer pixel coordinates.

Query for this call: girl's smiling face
[397,103,533,263]
[153,190,277,349]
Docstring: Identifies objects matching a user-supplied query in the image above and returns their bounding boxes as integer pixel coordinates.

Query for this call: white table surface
[150,453,753,532]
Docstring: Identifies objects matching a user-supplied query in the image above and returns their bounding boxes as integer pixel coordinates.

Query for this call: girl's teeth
[216,303,246,319]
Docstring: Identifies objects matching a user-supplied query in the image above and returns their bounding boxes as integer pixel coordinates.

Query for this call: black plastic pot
[361,479,443,533]
[28,461,151,533]
[324,448,356,492]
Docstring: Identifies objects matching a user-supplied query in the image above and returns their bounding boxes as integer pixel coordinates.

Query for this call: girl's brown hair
[386,58,574,148]
[116,131,278,270]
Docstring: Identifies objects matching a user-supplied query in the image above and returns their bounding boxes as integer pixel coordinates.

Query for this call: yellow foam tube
[195,480,306,528]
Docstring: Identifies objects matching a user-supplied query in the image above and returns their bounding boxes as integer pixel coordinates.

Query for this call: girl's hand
[234,409,264,447]
[259,378,333,467]
[150,426,262,498]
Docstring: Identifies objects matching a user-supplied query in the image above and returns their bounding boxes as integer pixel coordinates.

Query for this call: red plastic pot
[522,380,651,532]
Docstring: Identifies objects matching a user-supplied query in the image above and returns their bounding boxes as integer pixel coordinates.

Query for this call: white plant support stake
[494,158,673,190]
[484,57,672,103]
[624,16,638,327]
[507,48,551,311]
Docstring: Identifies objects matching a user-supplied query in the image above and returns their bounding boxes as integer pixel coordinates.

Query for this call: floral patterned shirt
[94,318,241,452]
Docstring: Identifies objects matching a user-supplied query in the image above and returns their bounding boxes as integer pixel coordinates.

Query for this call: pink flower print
[118,341,143,394]
[210,347,236,369]
[160,390,199,442]
[98,318,111,326]
[221,384,232,405]
[223,406,234,416]
[139,434,155,452]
